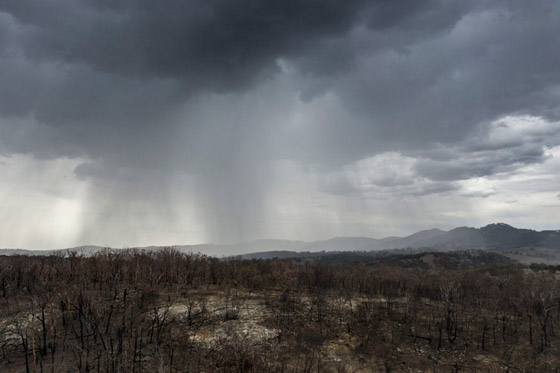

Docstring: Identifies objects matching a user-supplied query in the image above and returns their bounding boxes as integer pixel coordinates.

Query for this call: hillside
[1,248,559,372]
[2,223,559,261]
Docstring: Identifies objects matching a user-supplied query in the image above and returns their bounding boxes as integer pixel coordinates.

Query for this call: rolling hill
[2,223,559,261]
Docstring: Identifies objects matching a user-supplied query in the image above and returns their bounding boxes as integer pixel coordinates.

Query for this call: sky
[1,0,560,249]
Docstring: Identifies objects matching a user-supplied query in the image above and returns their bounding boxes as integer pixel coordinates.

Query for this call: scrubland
[1,248,559,372]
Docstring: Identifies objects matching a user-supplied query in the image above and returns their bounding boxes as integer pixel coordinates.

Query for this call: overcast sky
[1,1,560,249]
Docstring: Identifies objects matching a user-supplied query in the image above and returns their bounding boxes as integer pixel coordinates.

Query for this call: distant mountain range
[2,223,559,258]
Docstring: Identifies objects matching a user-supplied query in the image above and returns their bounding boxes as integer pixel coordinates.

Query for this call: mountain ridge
[2,223,559,257]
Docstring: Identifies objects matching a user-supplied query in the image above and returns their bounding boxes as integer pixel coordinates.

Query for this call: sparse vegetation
[1,248,559,372]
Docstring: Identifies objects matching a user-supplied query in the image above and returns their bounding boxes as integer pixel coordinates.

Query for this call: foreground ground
[1,249,559,372]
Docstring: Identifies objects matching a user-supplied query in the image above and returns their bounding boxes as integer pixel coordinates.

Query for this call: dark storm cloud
[2,1,559,158]
[281,1,560,166]
[1,0,367,91]
[0,0,373,166]
[1,1,560,242]
[314,1,560,153]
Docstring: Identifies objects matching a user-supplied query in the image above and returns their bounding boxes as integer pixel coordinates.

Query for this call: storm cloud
[0,0,559,247]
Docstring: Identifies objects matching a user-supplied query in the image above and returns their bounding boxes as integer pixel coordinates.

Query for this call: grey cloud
[320,174,459,198]
[461,191,496,198]
[271,1,560,169]
[292,1,560,162]
[318,151,458,198]
[2,1,560,163]
[1,0,368,91]
[403,182,459,197]
[319,176,360,197]
[317,116,559,200]
[1,1,560,243]
[413,118,560,181]
[413,144,548,181]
